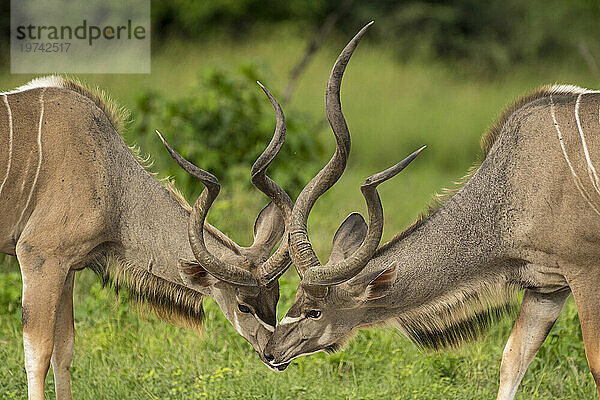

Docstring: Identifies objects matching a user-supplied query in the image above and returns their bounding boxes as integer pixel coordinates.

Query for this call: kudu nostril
[264,353,275,362]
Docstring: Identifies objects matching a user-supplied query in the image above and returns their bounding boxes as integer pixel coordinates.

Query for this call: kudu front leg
[17,242,71,400]
[496,289,570,400]
[51,270,75,400]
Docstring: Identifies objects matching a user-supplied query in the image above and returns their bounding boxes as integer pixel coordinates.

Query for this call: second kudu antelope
[265,23,600,399]
[0,76,292,400]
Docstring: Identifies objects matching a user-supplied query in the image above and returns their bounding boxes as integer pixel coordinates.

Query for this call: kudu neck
[117,169,195,286]
[361,167,515,323]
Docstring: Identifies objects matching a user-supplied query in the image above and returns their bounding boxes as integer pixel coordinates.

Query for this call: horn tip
[256,81,272,97]
[413,145,427,156]
[155,130,171,149]
[358,21,374,35]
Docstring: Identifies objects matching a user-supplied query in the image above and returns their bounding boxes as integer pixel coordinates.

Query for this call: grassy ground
[1,27,600,399]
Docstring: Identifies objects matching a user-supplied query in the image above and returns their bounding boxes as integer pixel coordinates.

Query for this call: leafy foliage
[135,63,324,200]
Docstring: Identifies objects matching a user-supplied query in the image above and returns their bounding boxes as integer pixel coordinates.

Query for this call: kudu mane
[89,253,205,333]
[377,84,588,350]
[390,280,520,350]
[16,76,208,332]
[17,75,130,133]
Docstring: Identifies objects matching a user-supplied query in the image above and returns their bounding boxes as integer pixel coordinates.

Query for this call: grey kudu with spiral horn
[265,22,600,400]
[0,75,292,399]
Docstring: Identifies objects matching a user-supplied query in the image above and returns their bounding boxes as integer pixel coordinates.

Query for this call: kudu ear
[250,202,285,255]
[326,213,368,265]
[178,259,217,289]
[364,261,398,301]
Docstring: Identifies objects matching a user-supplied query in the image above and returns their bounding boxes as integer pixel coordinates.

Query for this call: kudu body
[0,76,291,400]
[265,24,600,399]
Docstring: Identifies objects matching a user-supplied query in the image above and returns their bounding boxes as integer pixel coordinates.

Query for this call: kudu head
[157,83,293,369]
[264,22,424,370]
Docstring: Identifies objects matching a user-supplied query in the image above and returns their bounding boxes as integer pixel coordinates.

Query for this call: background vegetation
[1,1,600,398]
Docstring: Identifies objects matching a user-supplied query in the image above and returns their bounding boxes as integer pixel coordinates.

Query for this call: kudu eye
[238,304,252,314]
[306,310,322,319]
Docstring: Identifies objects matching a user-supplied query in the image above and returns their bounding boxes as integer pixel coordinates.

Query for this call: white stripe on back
[550,95,600,216]
[17,88,46,225]
[575,93,600,197]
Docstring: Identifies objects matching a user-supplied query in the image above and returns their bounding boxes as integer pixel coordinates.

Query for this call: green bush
[135,63,325,200]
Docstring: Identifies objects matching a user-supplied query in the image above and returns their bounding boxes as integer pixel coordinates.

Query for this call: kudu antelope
[266,23,600,399]
[0,76,292,400]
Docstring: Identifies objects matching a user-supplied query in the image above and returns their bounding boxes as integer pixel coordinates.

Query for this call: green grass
[0,269,594,399]
[1,27,599,398]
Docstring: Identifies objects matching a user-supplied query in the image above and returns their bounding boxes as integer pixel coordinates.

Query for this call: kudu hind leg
[17,242,71,400]
[496,289,570,400]
[570,276,600,399]
[51,270,75,400]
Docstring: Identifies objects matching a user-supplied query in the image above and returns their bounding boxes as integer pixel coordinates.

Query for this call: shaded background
[1,1,600,398]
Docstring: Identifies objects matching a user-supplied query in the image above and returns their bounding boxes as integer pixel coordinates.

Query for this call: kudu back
[265,23,600,400]
[0,76,292,400]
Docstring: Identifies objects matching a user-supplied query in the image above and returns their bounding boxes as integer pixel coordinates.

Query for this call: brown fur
[378,85,563,255]
[46,76,193,212]
[39,76,207,328]
[374,86,575,348]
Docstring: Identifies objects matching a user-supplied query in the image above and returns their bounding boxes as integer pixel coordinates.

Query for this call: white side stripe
[550,95,600,216]
[575,93,600,197]
[0,95,13,198]
[17,88,45,225]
